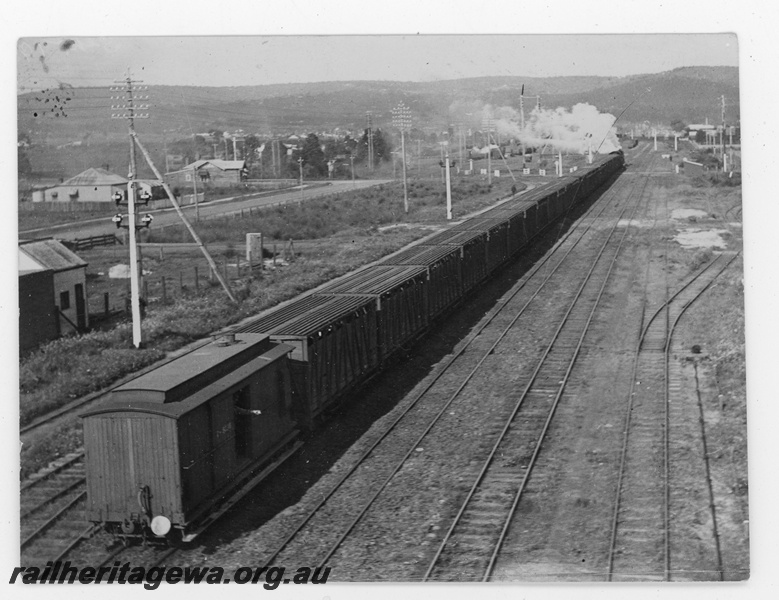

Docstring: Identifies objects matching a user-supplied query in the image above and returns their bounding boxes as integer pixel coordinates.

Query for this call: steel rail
[21,475,86,520]
[259,171,630,570]
[21,491,87,549]
[483,188,648,581]
[666,252,739,581]
[479,166,652,581]
[606,236,736,580]
[20,452,84,491]
[424,174,650,581]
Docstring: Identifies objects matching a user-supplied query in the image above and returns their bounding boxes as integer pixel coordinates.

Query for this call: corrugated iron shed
[19,239,87,272]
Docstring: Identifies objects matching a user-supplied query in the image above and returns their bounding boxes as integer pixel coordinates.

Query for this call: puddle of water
[671,208,708,220]
[674,228,729,249]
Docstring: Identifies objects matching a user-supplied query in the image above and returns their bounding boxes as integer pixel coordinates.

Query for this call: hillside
[18,66,739,180]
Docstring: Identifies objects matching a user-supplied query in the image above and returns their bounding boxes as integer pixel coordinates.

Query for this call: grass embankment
[151,179,517,244]
[20,175,522,478]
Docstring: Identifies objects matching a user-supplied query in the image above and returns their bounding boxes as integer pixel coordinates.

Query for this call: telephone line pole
[366,111,374,171]
[111,70,149,348]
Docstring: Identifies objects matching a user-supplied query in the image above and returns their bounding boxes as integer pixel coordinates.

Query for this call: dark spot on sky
[60,39,76,51]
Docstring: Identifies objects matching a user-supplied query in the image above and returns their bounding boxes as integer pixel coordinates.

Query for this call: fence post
[161,277,167,304]
[260,233,264,270]
[104,292,110,317]
[273,243,277,267]
[195,266,200,290]
[222,260,228,282]
[180,270,184,293]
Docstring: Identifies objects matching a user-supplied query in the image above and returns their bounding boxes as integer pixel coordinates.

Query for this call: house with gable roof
[43,167,128,203]
[164,159,247,190]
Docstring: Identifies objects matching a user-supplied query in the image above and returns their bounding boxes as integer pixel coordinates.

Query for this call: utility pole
[366,112,374,172]
[111,70,149,348]
[721,94,727,161]
[192,165,200,222]
[298,156,304,201]
[392,101,412,213]
[440,142,453,220]
[482,114,494,185]
[162,129,170,173]
[349,153,355,185]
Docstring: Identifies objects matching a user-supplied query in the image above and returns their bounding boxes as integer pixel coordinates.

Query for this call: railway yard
[18,142,748,582]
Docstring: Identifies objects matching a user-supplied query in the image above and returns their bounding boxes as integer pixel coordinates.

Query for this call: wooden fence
[63,234,123,252]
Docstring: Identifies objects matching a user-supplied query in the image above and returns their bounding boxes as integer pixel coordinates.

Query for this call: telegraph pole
[392,101,412,213]
[298,156,304,201]
[482,114,494,185]
[111,70,149,348]
[366,112,374,172]
[721,95,727,160]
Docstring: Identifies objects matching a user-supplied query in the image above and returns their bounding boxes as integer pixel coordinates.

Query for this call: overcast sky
[17,34,738,93]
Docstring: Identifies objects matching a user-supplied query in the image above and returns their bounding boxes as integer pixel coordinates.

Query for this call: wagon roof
[82,343,293,419]
[106,333,272,405]
[318,265,427,296]
[238,294,374,337]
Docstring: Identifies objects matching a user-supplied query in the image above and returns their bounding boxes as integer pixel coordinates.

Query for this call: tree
[243,134,262,175]
[670,119,687,133]
[356,128,392,167]
[372,128,392,163]
[18,133,32,176]
[300,133,327,176]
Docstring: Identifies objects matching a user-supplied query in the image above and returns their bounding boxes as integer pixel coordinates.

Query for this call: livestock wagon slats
[451,217,511,232]
[237,295,329,334]
[268,295,375,336]
[419,229,486,246]
[478,208,527,219]
[319,265,428,296]
[379,244,461,266]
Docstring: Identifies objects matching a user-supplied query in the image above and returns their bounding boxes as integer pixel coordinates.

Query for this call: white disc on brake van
[150,515,172,536]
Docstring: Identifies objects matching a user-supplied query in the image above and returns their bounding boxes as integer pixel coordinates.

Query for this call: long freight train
[82,152,625,542]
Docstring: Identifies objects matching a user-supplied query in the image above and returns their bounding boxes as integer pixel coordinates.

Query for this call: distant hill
[18,66,739,179]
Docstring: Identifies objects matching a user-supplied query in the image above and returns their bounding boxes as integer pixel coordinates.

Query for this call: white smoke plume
[485,102,620,154]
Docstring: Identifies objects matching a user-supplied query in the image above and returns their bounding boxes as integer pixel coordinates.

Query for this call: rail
[255,169,630,572]
[424,168,650,581]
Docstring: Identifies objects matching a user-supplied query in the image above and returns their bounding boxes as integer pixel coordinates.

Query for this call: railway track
[211,160,643,577]
[606,251,740,581]
[421,164,652,582]
[20,452,94,567]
